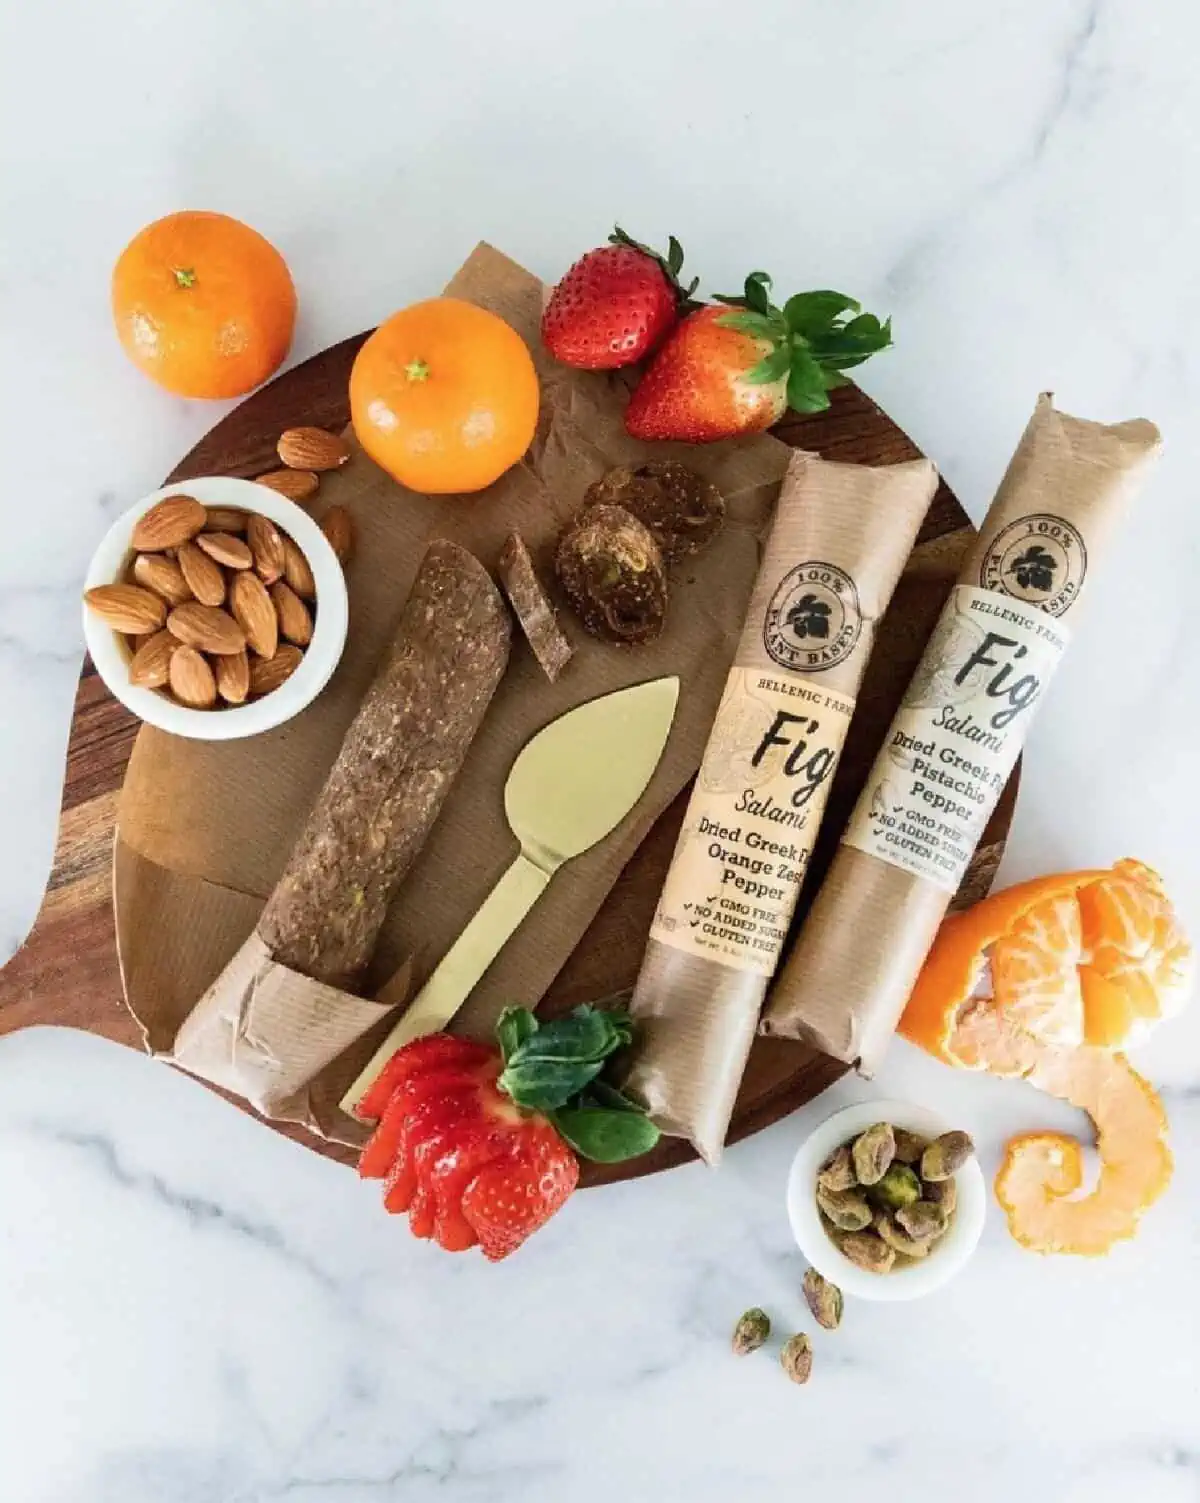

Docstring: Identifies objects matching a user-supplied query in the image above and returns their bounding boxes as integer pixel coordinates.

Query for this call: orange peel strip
[948,1005,1172,1256]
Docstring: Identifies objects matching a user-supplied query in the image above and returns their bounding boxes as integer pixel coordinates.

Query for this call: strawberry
[542,228,697,370]
[625,273,892,444]
[356,1005,660,1259]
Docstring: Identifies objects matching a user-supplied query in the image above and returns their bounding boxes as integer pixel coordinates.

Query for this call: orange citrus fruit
[112,211,296,399]
[900,859,1191,1059]
[349,298,539,495]
[944,1004,1172,1255]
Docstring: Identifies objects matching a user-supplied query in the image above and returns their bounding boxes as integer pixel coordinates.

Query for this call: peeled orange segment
[1076,859,1193,1047]
[900,860,1192,1057]
[947,1005,1172,1256]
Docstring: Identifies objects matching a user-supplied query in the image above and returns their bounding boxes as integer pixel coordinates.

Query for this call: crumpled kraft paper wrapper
[114,242,791,1147]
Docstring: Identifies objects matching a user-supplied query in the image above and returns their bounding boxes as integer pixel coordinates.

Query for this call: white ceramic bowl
[83,476,348,741]
[786,1099,985,1302]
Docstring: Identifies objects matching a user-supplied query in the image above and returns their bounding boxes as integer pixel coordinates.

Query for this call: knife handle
[341,853,552,1115]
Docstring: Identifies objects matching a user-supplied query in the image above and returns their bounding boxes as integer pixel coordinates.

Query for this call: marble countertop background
[1,1,1197,1499]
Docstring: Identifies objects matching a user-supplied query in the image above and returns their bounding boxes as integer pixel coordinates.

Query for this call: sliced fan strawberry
[461,1121,579,1262]
[358,1088,411,1180]
[408,1184,436,1240]
[426,1122,515,1252]
[354,1034,493,1121]
[359,1058,495,1180]
[382,1151,417,1214]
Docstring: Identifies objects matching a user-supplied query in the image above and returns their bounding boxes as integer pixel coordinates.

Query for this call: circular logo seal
[762,561,862,672]
[981,514,1087,617]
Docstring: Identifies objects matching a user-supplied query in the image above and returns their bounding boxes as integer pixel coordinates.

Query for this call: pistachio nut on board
[761,395,1162,1073]
[624,450,937,1163]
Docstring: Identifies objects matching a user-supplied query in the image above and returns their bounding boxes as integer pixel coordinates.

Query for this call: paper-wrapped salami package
[170,540,511,1113]
[761,395,1161,1072]
[624,451,937,1163]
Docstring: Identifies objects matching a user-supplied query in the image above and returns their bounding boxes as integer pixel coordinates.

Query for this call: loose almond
[247,513,286,584]
[204,507,249,533]
[271,580,314,646]
[127,629,178,689]
[166,602,246,655]
[229,569,278,660]
[282,535,316,600]
[196,531,254,570]
[177,541,227,607]
[249,644,303,697]
[319,505,355,565]
[215,648,251,705]
[131,552,192,607]
[168,645,217,709]
[277,427,350,472]
[131,494,207,551]
[84,583,166,635]
[256,468,319,502]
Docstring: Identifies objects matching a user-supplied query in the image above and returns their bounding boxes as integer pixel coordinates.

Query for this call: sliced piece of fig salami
[497,531,574,683]
[257,540,511,990]
[555,503,668,646]
[583,460,725,563]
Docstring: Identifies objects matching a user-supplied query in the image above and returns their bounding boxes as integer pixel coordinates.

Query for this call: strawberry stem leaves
[495,1003,660,1162]
[610,226,700,303]
[714,276,892,414]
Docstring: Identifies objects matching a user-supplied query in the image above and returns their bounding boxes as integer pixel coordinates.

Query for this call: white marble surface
[2,1,1199,1499]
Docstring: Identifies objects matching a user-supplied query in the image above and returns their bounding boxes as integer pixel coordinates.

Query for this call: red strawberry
[625,305,785,444]
[542,228,696,370]
[625,274,892,444]
[461,1121,578,1262]
[354,1033,491,1122]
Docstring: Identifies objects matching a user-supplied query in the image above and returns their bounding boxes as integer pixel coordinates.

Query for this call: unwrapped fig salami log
[257,539,511,990]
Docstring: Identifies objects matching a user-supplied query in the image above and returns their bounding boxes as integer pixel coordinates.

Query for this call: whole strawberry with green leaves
[625,272,892,443]
[541,228,698,370]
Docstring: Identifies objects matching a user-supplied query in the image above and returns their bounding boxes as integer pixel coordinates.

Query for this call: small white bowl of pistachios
[786,1100,986,1302]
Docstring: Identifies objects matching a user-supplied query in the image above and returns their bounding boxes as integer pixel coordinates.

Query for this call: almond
[196,531,254,570]
[271,580,313,646]
[319,505,355,566]
[131,552,192,607]
[84,583,166,635]
[215,648,250,705]
[166,602,246,656]
[277,426,350,472]
[229,569,278,660]
[204,506,249,533]
[249,644,303,698]
[256,468,319,502]
[177,541,226,607]
[247,513,286,584]
[282,535,316,600]
[131,494,207,551]
[127,629,178,689]
[168,645,217,708]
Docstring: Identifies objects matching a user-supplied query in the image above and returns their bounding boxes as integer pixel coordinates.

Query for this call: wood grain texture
[0,334,1017,1185]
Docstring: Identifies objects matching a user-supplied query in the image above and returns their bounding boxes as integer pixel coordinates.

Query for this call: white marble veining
[2,1,1199,1499]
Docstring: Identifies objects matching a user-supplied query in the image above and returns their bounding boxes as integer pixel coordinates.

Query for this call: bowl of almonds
[786,1100,986,1302]
[82,475,349,740]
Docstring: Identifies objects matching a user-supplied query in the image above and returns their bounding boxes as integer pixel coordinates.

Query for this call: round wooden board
[0,332,1018,1186]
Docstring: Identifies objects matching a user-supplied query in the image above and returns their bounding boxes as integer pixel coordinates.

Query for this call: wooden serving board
[0,334,1017,1187]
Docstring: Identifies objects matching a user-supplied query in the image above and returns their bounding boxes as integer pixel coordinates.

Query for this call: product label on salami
[649,668,856,975]
[843,585,1071,891]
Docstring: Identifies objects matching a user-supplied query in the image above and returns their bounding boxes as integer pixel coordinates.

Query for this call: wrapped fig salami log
[171,540,511,1109]
[762,396,1162,1072]
[624,451,937,1163]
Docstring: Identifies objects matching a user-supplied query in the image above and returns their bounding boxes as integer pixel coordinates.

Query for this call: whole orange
[349,298,539,494]
[112,211,296,399]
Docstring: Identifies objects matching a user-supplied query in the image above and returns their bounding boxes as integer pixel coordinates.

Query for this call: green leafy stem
[496,1002,660,1164]
[713,271,893,414]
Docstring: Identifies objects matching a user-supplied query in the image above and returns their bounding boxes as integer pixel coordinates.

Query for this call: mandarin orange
[112,211,296,399]
[349,298,539,495]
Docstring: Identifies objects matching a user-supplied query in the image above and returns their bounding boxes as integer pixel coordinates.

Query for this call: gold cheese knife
[342,675,680,1114]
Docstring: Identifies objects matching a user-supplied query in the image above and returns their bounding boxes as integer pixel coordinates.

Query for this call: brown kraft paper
[114,242,792,1148]
[624,451,938,1163]
[761,394,1162,1073]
